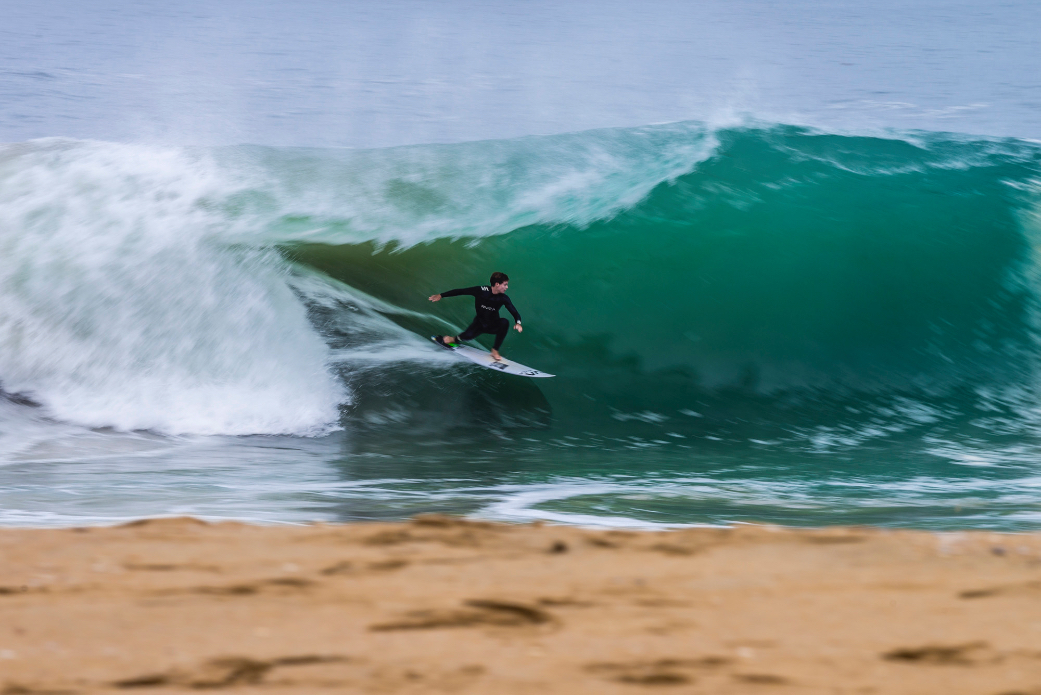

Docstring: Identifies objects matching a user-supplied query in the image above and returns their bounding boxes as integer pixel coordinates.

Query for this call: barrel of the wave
[285,124,1041,440]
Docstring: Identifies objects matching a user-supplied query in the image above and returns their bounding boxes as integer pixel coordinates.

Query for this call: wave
[1,123,1040,439]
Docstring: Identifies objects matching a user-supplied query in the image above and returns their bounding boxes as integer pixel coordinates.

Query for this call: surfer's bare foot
[491,348,502,361]
[441,336,457,345]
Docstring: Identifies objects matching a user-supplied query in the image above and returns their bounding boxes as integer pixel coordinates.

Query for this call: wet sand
[2,516,1041,694]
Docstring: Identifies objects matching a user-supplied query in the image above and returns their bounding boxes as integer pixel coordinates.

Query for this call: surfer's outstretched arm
[430,287,480,301]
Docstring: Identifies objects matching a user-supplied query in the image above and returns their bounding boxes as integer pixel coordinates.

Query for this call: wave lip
[217,121,720,248]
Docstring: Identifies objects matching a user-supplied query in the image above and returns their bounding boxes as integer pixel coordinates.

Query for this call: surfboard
[431,336,555,378]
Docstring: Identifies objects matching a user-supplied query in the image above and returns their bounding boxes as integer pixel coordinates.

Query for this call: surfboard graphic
[431,336,554,378]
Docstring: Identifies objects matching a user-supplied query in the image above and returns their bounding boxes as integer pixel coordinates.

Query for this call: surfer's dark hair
[490,271,509,286]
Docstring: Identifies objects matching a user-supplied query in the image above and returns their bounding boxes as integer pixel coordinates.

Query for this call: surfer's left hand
[514,323,523,333]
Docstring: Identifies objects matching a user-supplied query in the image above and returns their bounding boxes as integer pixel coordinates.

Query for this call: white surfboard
[431,337,555,378]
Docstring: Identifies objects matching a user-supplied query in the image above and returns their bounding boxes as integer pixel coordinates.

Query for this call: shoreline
[3,516,1041,693]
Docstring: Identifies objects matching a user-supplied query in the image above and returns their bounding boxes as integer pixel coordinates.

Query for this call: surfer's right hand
[428,294,441,302]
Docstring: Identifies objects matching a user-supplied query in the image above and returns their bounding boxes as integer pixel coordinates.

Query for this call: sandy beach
[2,517,1041,694]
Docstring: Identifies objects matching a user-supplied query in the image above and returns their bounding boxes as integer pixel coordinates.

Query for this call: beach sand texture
[2,516,1041,694]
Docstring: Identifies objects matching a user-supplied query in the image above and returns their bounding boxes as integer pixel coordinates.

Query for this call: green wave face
[287,125,1041,442]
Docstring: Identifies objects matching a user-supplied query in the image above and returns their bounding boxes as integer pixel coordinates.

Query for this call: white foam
[0,139,344,436]
[480,483,708,530]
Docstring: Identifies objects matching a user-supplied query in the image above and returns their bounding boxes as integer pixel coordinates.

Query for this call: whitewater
[4,0,1041,529]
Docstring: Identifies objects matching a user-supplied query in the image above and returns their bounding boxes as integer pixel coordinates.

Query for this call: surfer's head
[490,271,509,293]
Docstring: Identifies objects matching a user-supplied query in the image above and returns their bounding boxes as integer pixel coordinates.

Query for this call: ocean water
[3,1,1041,529]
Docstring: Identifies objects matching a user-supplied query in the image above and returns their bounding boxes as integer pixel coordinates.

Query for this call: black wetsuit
[440,286,522,350]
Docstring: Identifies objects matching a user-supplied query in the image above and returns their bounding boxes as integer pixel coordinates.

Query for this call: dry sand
[2,516,1041,694]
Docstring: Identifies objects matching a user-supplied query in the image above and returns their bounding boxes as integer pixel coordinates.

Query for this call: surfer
[429,272,523,361]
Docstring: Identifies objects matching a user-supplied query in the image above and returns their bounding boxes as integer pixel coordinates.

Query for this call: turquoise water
[4,0,1041,529]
